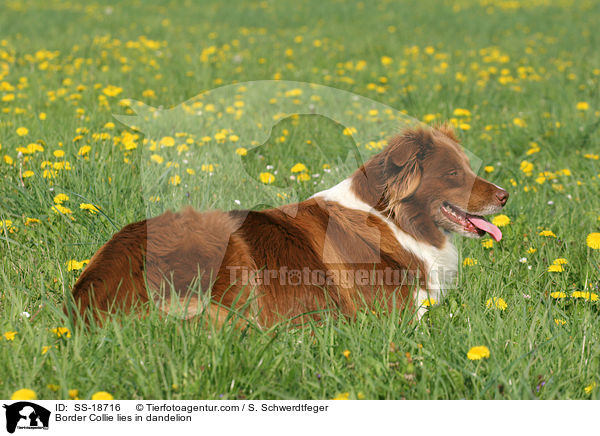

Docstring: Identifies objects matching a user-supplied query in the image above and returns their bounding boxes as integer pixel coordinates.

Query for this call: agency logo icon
[3,402,50,434]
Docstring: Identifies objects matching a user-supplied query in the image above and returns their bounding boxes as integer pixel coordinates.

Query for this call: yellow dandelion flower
[69,389,79,399]
[547,264,564,272]
[421,298,437,307]
[513,118,526,127]
[467,346,490,360]
[0,220,15,232]
[491,214,510,227]
[47,384,60,392]
[380,56,393,66]
[539,230,556,238]
[235,147,248,156]
[554,319,566,326]
[66,259,89,271]
[342,349,351,359]
[291,163,307,173]
[297,173,310,182]
[527,247,537,254]
[572,291,599,301]
[229,134,239,142]
[78,145,91,156]
[586,233,600,249]
[11,389,37,401]
[576,102,589,111]
[169,175,181,186]
[550,291,567,299]
[201,164,214,172]
[102,85,123,97]
[150,154,164,164]
[520,161,534,175]
[80,203,100,214]
[160,136,175,147]
[259,172,275,184]
[51,327,71,338]
[3,331,17,341]
[585,382,597,394]
[53,149,65,158]
[284,88,303,97]
[142,89,156,98]
[463,258,477,266]
[22,170,34,178]
[484,166,494,173]
[41,345,54,355]
[552,258,568,265]
[91,391,114,400]
[482,239,494,249]
[527,142,540,155]
[52,204,73,217]
[486,297,507,310]
[25,218,40,226]
[453,108,472,117]
[332,392,350,400]
[16,127,29,136]
[53,194,69,205]
[18,143,44,154]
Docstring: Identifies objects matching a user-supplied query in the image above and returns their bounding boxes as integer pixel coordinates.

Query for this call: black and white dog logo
[3,402,50,433]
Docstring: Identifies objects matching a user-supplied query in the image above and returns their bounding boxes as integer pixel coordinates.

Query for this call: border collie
[68,125,508,325]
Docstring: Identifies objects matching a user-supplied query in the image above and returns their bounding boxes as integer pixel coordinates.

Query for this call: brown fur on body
[67,203,424,325]
[67,125,508,326]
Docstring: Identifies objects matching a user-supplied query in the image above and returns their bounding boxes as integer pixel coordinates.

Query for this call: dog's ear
[385,128,432,199]
[434,123,458,142]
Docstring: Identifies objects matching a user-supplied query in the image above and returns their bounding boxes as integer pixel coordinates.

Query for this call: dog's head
[355,125,508,247]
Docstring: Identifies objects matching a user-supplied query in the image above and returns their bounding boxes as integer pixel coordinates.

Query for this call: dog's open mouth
[441,202,502,241]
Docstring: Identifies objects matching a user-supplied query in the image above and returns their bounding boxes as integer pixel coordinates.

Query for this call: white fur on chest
[312,178,458,302]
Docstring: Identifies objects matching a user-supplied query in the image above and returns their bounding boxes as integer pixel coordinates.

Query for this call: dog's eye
[448,170,459,176]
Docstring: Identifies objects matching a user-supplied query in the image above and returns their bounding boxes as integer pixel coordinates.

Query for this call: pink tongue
[468,217,502,242]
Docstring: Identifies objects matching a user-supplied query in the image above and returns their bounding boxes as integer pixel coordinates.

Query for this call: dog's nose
[495,189,509,206]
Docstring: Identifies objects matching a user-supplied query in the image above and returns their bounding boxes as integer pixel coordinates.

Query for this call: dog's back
[67,208,256,323]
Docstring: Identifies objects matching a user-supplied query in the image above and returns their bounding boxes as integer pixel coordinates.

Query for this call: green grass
[1,0,600,400]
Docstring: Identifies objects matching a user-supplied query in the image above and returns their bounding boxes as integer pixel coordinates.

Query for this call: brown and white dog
[67,125,508,325]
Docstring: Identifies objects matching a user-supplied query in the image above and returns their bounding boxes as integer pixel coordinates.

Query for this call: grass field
[1,0,600,400]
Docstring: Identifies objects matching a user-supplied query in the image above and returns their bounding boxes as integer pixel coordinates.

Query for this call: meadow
[1,0,599,400]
